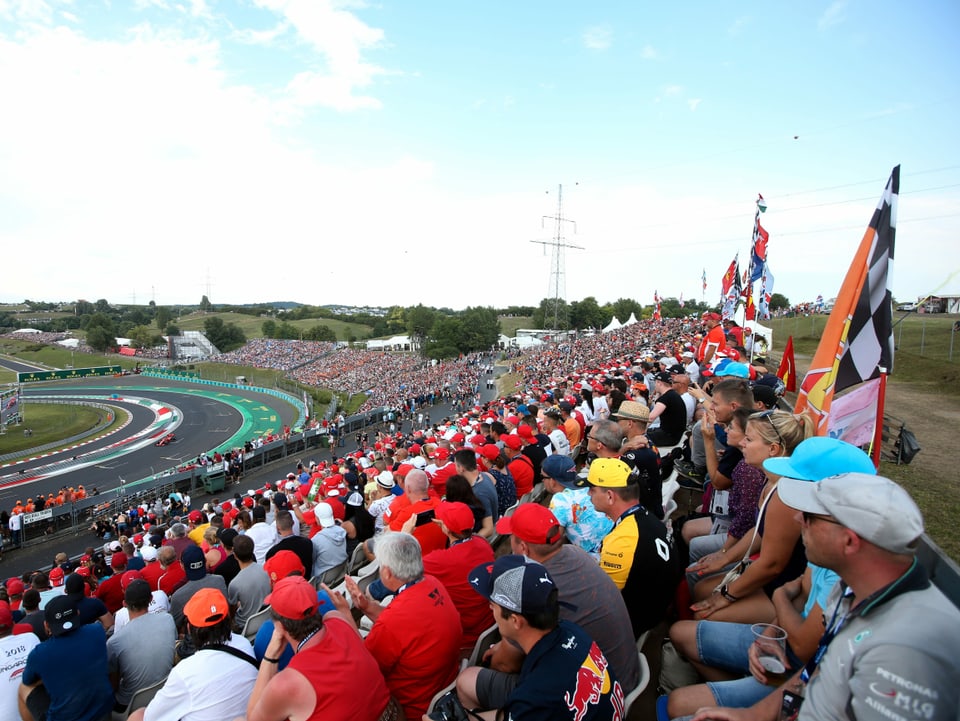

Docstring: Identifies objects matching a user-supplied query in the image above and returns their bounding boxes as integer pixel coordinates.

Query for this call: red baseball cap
[265,575,319,620]
[49,567,65,586]
[495,503,562,544]
[5,579,24,595]
[435,501,475,534]
[395,463,415,478]
[188,510,203,523]
[430,448,450,461]
[120,570,144,590]
[516,425,534,440]
[263,550,305,584]
[501,435,522,451]
[478,444,500,461]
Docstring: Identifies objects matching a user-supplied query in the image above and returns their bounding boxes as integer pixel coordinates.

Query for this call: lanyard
[615,505,641,528]
[800,557,925,684]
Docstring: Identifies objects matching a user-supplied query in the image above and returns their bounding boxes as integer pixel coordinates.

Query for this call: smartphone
[415,509,436,527]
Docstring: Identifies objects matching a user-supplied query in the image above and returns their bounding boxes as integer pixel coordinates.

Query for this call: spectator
[0,601,39,720]
[212,528,241,587]
[583,458,681,638]
[19,595,114,721]
[169,545,228,635]
[541,454,612,559]
[246,505,278,564]
[64,573,113,629]
[334,532,462,720]
[128,588,257,721]
[228,535,271,633]
[688,473,960,721]
[107,579,176,713]
[265,510,314,578]
[308,503,347,580]
[244,575,396,721]
[19,590,48,641]
[458,555,624,719]
[421,501,495,648]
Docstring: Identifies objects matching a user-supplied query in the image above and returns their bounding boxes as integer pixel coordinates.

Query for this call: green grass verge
[191,361,338,409]
[0,340,143,372]
[174,311,372,342]
[498,316,533,338]
[0,403,120,459]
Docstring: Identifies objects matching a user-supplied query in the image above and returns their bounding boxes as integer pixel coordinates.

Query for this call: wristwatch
[719,584,740,602]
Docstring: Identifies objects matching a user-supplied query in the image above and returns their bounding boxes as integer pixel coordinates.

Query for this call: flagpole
[871,367,888,469]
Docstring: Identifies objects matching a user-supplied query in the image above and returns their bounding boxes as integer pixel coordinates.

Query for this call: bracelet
[720,584,740,602]
[262,656,280,664]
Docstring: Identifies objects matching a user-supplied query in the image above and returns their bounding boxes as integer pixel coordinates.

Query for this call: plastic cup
[751,623,789,685]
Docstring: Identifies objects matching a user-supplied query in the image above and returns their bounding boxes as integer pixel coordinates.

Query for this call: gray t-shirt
[228,563,271,630]
[310,525,347,579]
[474,474,501,523]
[543,544,641,693]
[801,566,960,721]
[107,611,177,705]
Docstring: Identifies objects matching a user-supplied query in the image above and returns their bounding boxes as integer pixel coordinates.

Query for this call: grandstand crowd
[2,314,958,721]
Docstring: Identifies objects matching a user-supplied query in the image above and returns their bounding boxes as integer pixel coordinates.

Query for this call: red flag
[745,287,756,321]
[778,336,797,393]
[720,258,738,296]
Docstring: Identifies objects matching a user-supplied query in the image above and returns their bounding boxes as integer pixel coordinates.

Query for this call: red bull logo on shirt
[564,641,625,721]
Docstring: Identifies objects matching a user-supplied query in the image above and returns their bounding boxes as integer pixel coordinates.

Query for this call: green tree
[129,325,163,349]
[305,324,337,342]
[85,312,116,352]
[406,304,437,343]
[199,295,213,312]
[75,299,94,316]
[769,293,790,311]
[155,306,172,330]
[261,319,277,338]
[569,296,608,330]
[94,298,111,314]
[165,324,180,336]
[532,297,569,329]
[606,298,643,325]
[459,307,501,352]
[203,316,246,352]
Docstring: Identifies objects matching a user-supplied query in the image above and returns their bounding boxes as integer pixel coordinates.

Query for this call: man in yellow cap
[582,458,681,638]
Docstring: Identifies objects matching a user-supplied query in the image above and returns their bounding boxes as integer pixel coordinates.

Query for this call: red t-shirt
[423,537,495,647]
[388,498,447,557]
[94,574,124,614]
[428,462,458,496]
[155,562,187,597]
[288,616,391,721]
[365,574,463,720]
[698,324,727,363]
[508,455,535,497]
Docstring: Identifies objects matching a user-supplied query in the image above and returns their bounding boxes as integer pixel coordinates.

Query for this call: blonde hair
[747,411,814,456]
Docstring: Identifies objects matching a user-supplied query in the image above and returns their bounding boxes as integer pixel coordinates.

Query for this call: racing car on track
[155,432,176,447]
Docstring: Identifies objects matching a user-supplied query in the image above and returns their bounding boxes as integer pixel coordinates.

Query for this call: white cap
[316,502,335,528]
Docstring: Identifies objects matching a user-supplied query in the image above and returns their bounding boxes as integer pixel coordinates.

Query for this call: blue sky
[1,0,957,311]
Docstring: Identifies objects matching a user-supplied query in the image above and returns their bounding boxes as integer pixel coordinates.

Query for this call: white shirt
[113,591,171,633]
[143,634,256,721]
[0,632,40,720]
[245,522,278,565]
[548,428,571,456]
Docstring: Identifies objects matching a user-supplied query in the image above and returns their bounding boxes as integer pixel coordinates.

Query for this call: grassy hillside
[498,315,534,338]
[175,311,372,342]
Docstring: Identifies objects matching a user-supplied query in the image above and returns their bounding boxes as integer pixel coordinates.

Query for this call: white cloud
[728,15,749,35]
[688,98,702,111]
[818,1,846,31]
[582,24,612,51]
[640,44,657,59]
[664,84,683,96]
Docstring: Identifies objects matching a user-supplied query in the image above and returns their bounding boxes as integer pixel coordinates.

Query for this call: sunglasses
[802,511,843,527]
[754,409,785,448]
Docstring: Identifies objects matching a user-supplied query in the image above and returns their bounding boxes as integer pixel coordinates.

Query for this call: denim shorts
[696,621,801,708]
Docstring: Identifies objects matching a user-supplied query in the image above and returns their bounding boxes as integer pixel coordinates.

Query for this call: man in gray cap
[690,472,960,721]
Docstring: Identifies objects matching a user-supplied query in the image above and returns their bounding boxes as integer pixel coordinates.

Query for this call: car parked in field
[897,303,918,311]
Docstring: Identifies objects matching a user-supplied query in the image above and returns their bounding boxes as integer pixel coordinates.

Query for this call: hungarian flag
[794,166,899,434]
[777,336,797,392]
[749,220,769,283]
[721,256,739,296]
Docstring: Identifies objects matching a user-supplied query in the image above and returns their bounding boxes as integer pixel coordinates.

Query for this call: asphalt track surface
[1,368,501,577]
